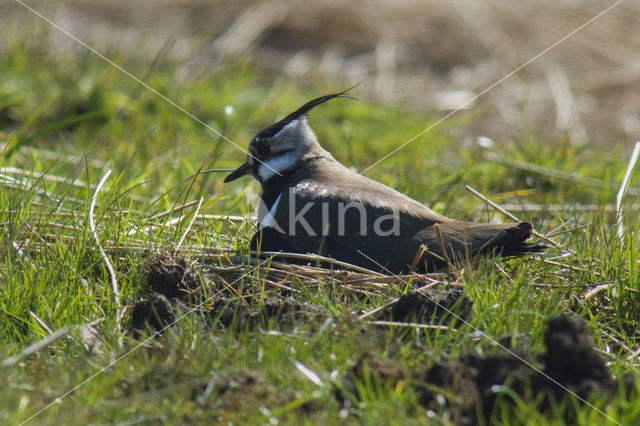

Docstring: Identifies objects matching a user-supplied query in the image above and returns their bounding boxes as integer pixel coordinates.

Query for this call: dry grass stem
[434,223,458,279]
[88,169,124,343]
[1,327,70,368]
[176,197,204,251]
[29,311,53,334]
[616,141,640,240]
[583,283,614,300]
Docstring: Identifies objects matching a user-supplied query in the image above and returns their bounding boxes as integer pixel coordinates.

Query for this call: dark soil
[541,315,615,400]
[144,254,201,300]
[130,282,468,336]
[208,297,253,329]
[260,296,326,322]
[129,293,323,335]
[129,292,179,337]
[418,351,533,424]
[133,253,328,334]
[132,255,472,335]
[385,286,472,325]
[342,314,628,424]
[209,296,327,329]
[417,314,618,424]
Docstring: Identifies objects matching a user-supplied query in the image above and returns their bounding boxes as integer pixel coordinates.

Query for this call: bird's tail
[418,221,547,271]
[481,222,548,257]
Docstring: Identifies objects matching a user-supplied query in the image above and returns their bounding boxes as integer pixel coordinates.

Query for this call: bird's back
[255,156,544,273]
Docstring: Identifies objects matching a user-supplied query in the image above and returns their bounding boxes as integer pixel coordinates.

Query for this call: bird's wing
[258,178,431,272]
[274,178,439,239]
[303,158,452,223]
[414,221,543,264]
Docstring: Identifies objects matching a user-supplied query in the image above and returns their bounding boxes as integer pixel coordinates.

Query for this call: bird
[224,90,546,274]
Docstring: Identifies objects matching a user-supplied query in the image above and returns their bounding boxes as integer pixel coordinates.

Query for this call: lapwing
[224,91,546,274]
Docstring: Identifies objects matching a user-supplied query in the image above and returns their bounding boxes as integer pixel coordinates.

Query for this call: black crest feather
[256,85,358,139]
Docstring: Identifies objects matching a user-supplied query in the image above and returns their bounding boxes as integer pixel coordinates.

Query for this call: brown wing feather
[258,156,545,273]
[414,221,546,269]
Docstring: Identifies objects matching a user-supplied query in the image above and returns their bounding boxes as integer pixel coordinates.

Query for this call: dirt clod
[209,297,252,328]
[416,314,619,424]
[541,314,615,399]
[337,314,627,424]
[418,351,531,424]
[129,292,177,336]
[209,296,327,329]
[144,254,201,300]
[260,297,326,322]
[387,286,472,325]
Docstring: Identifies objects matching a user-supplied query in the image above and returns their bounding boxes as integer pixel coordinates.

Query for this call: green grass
[1,33,639,425]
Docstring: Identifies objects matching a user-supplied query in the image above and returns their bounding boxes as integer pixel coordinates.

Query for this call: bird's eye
[255,139,270,157]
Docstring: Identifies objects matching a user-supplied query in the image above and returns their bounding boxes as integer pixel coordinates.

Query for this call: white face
[257,151,300,182]
[252,117,319,183]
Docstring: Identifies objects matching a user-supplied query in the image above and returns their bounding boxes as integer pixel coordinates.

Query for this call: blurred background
[3,0,640,148]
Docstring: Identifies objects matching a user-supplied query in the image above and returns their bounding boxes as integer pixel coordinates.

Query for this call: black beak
[223,162,251,183]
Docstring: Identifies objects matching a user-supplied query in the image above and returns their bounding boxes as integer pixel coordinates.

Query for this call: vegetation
[1,34,639,425]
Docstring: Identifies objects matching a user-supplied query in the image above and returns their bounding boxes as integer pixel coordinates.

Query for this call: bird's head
[224,89,353,185]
